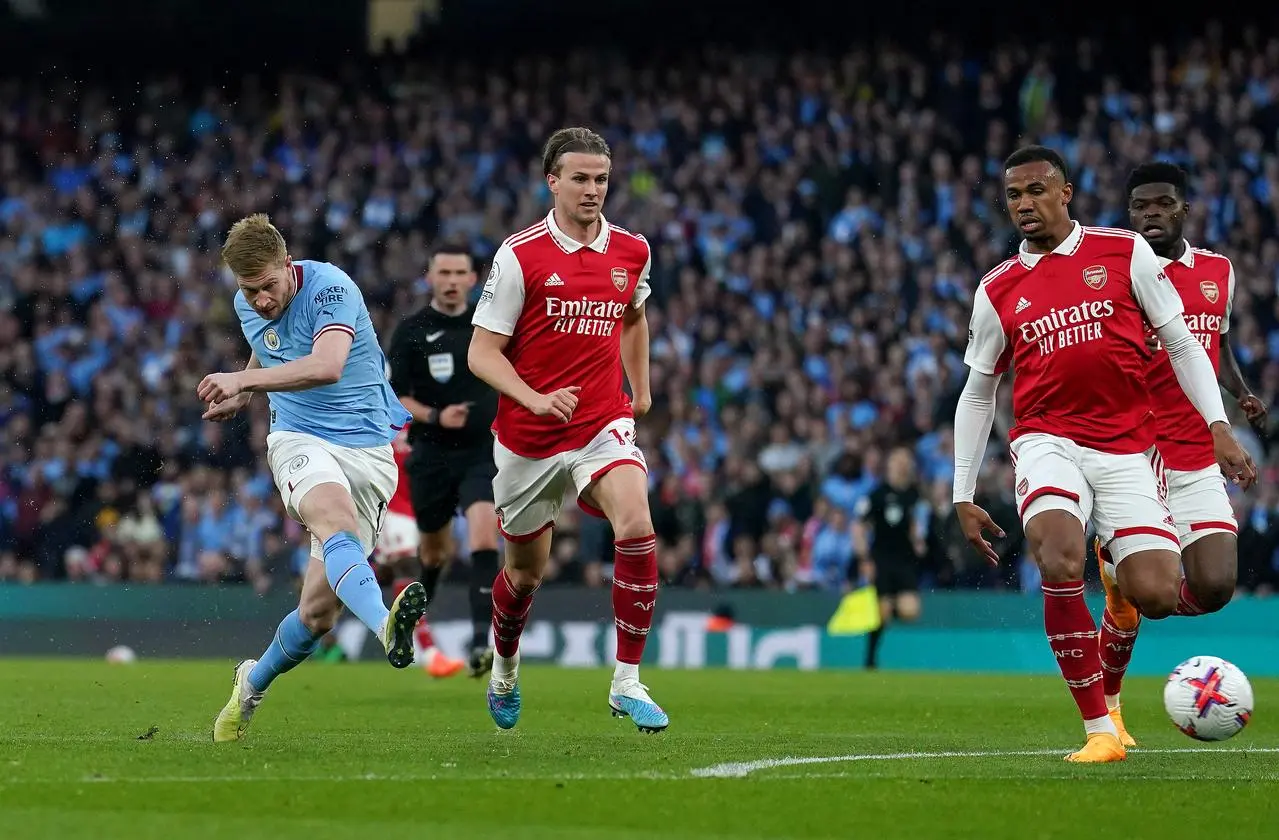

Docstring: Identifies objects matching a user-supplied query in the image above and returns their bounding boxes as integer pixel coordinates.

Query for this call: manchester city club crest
[264,328,281,351]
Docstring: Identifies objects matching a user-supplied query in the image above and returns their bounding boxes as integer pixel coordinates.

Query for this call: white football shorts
[266,430,397,560]
[492,417,647,541]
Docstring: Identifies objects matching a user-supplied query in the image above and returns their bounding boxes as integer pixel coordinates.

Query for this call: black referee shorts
[406,442,497,534]
[872,554,921,596]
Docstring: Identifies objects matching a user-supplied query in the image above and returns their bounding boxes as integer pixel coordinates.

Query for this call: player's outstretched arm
[621,303,651,418]
[198,331,352,405]
[468,326,579,423]
[952,369,1005,565]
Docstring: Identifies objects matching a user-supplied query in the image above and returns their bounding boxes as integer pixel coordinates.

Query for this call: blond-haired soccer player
[469,128,665,732]
[201,214,425,742]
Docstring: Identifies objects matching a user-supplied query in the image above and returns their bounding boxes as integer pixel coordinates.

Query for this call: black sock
[469,549,499,649]
[865,626,885,669]
[420,563,443,602]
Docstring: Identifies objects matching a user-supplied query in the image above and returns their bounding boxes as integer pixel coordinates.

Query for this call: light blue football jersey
[234,260,410,448]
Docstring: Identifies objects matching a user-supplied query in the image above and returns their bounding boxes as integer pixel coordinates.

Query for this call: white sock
[613,662,639,685]
[493,651,519,679]
[1105,693,1121,712]
[1084,714,1119,737]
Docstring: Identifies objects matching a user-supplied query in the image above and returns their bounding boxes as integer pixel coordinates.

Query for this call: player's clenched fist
[529,386,581,423]
[198,372,245,404]
[954,501,1005,567]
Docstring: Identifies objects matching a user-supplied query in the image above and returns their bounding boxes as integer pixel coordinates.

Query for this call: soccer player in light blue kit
[201,214,426,742]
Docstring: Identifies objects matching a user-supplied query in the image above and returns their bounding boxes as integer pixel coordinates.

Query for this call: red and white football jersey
[1146,243,1235,470]
[388,424,414,517]
[472,210,652,459]
[965,222,1185,455]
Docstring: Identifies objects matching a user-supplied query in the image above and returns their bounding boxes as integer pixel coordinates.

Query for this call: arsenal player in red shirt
[952,146,1254,763]
[1095,162,1268,747]
[467,127,666,733]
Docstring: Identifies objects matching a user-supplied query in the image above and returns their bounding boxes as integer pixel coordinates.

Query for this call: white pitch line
[1,746,1275,785]
[688,746,1279,778]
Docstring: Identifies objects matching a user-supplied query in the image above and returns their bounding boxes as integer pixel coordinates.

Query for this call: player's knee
[1121,556,1181,619]
[609,507,654,541]
[1026,514,1085,582]
[503,564,542,597]
[299,601,340,636]
[418,541,449,569]
[1187,555,1236,614]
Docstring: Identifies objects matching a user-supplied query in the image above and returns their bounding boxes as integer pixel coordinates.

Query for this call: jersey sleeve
[1128,236,1184,329]
[306,266,361,342]
[1222,259,1236,334]
[471,242,525,336]
[963,283,1010,375]
[632,236,653,309]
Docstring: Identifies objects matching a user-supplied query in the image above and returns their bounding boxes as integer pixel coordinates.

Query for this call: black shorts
[406,443,497,534]
[872,555,920,596]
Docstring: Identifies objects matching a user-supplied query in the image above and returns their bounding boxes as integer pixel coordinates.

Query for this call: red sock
[1175,579,1205,616]
[612,534,659,665]
[414,619,434,651]
[491,569,534,658]
[1099,609,1139,698]
[1042,580,1107,720]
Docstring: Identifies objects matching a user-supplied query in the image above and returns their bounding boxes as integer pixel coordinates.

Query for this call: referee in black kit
[387,245,500,678]
[852,446,928,671]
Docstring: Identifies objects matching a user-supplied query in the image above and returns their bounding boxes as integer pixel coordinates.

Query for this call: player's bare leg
[487,527,552,729]
[416,527,464,678]
[213,554,339,741]
[583,464,668,733]
[464,500,500,678]
[1179,533,1237,615]
[1026,509,1125,763]
[1094,537,1140,747]
[299,482,427,669]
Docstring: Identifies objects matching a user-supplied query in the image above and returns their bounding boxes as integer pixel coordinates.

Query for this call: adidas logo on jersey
[1015,297,1032,313]
[545,273,565,287]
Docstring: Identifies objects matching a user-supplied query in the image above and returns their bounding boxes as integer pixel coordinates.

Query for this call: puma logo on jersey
[545,273,565,286]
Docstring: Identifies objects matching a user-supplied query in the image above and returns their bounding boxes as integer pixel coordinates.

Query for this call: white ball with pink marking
[1164,655,1253,742]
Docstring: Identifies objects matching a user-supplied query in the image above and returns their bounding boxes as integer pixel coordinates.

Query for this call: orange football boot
[424,647,465,678]
[1065,732,1127,763]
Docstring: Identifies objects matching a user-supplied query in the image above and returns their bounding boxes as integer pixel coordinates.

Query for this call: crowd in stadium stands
[4,29,1279,595]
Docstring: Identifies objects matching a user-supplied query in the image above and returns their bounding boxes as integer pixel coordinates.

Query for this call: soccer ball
[1163,655,1253,741]
[105,645,137,664]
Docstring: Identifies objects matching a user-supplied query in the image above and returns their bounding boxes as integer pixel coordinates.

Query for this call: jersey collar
[1156,240,1195,269]
[545,210,611,254]
[1017,220,1083,268]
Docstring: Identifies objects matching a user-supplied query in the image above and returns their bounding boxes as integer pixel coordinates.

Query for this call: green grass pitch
[0,659,1276,839]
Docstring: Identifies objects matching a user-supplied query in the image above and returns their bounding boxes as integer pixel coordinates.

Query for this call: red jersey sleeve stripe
[314,324,356,340]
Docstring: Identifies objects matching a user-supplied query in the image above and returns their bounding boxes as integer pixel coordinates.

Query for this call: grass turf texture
[0,659,1275,839]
